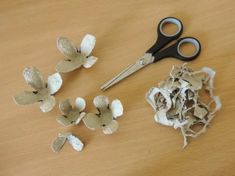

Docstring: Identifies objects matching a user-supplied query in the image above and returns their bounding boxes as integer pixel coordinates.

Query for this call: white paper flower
[51,132,84,152]
[56,34,98,73]
[57,97,86,126]
[82,95,123,134]
[13,66,62,112]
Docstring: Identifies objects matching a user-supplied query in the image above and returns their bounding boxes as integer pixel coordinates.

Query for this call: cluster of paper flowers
[13,34,124,152]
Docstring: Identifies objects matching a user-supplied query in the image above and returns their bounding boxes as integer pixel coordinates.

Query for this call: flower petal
[56,116,72,126]
[110,99,123,118]
[51,136,67,152]
[83,56,98,68]
[102,120,119,134]
[75,112,86,125]
[23,67,45,90]
[47,73,62,95]
[13,91,39,105]
[93,95,109,110]
[40,96,56,112]
[80,34,96,56]
[57,37,78,58]
[55,58,83,73]
[67,134,84,152]
[75,97,86,111]
[83,113,101,130]
[59,99,72,114]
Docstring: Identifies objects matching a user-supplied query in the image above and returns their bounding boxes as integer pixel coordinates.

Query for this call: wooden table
[1,0,235,175]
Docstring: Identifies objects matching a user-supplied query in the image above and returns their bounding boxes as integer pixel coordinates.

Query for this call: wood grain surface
[0,0,235,175]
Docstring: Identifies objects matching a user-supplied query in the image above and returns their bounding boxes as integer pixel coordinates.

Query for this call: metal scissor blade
[101,54,154,91]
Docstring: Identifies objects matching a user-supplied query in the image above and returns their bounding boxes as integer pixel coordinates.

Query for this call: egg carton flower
[13,66,62,112]
[57,97,86,126]
[83,95,124,134]
[56,34,98,73]
[51,132,84,152]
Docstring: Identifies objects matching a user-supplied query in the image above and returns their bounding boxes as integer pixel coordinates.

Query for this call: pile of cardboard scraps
[146,64,221,148]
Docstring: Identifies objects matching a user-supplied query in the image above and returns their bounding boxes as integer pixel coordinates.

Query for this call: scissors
[101,17,201,91]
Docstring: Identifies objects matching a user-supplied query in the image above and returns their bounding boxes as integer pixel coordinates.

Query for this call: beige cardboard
[13,67,62,112]
[83,95,123,134]
[146,64,221,148]
[56,34,98,73]
[56,97,86,126]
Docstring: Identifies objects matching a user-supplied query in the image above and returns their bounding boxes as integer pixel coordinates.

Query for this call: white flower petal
[23,67,45,90]
[13,91,39,105]
[75,112,86,125]
[40,96,56,112]
[57,37,78,58]
[110,99,123,118]
[67,134,84,152]
[80,34,96,56]
[47,73,62,95]
[93,95,109,109]
[83,56,98,68]
[75,97,86,111]
[102,120,119,134]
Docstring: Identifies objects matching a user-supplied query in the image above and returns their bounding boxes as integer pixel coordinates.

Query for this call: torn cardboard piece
[83,95,124,134]
[146,64,221,148]
[13,66,62,112]
[56,34,98,73]
[51,132,84,152]
[57,97,86,126]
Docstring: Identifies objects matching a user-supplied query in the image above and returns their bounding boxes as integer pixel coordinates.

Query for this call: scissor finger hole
[177,38,200,58]
[159,18,182,37]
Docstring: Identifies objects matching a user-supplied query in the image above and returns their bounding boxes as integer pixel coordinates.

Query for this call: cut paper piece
[51,132,84,152]
[56,34,98,73]
[57,97,86,126]
[83,95,124,134]
[13,67,62,112]
[146,64,221,148]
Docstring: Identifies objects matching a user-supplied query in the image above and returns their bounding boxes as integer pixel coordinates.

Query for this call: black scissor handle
[146,17,183,54]
[153,37,201,62]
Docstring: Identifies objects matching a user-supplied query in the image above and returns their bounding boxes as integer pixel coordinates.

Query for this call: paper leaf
[23,67,45,90]
[80,34,96,56]
[47,73,62,95]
